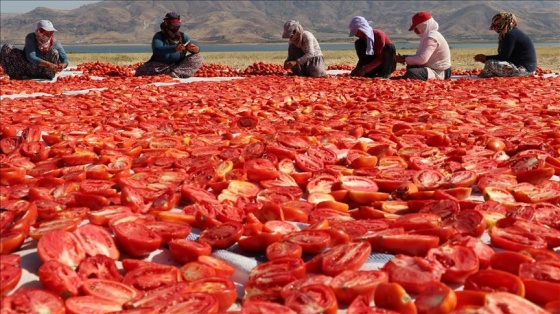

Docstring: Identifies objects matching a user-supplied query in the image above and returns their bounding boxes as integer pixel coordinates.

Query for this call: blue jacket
[24,33,69,65]
[150,31,195,63]
[487,27,537,72]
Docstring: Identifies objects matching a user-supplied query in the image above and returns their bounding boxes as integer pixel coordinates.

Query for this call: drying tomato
[266,241,303,260]
[485,292,549,314]
[198,255,236,278]
[112,221,162,258]
[284,284,338,314]
[372,234,440,256]
[330,270,388,305]
[124,282,191,311]
[414,281,457,314]
[76,255,123,281]
[122,265,182,291]
[281,274,334,300]
[199,221,244,249]
[489,251,534,274]
[0,254,22,295]
[38,260,82,298]
[284,229,331,254]
[321,241,371,276]
[295,153,325,172]
[143,220,192,244]
[240,300,297,313]
[382,254,445,294]
[188,276,237,312]
[0,288,65,314]
[73,223,120,260]
[463,269,525,296]
[37,229,86,268]
[426,244,479,284]
[168,239,212,264]
[64,295,123,314]
[489,225,547,251]
[373,282,417,314]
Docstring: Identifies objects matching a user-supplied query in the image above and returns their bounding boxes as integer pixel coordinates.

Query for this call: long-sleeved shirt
[406,33,451,71]
[292,31,323,65]
[486,27,537,72]
[149,31,195,64]
[355,29,392,71]
[24,33,69,65]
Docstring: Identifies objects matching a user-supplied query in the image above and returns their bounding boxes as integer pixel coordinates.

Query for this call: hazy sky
[1,1,100,13]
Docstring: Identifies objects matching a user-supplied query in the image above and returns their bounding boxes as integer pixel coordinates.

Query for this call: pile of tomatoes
[1,66,560,314]
[77,61,139,77]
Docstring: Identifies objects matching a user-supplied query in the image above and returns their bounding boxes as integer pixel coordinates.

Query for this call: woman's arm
[487,32,515,61]
[405,38,437,65]
[296,32,317,65]
[24,33,45,65]
[54,41,69,67]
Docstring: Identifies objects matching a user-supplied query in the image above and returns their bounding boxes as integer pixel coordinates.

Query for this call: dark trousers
[402,65,452,80]
[365,43,397,78]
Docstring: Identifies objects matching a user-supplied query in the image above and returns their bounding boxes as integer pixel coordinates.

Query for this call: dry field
[67,46,560,72]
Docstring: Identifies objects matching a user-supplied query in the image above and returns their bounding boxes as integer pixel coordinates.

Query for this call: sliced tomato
[373,282,417,314]
[38,260,82,298]
[414,281,457,314]
[73,223,119,260]
[37,229,86,268]
[284,284,338,314]
[0,255,22,295]
[464,269,525,296]
[65,295,123,314]
[123,265,182,291]
[112,221,162,258]
[426,244,479,284]
[321,241,371,276]
[382,254,445,294]
[168,239,212,264]
[0,288,65,314]
[76,255,123,281]
[330,270,388,305]
[188,276,237,312]
[199,221,243,249]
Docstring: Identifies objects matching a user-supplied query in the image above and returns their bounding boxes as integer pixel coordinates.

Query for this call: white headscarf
[415,17,439,39]
[283,20,304,45]
[348,16,374,55]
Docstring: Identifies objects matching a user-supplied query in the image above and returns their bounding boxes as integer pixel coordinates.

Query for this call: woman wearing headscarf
[474,12,537,78]
[348,16,396,78]
[0,20,69,80]
[135,12,203,78]
[395,12,452,80]
[282,20,326,78]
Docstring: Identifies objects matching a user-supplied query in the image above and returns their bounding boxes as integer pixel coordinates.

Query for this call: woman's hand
[350,66,367,77]
[175,44,187,53]
[186,43,199,54]
[395,54,407,64]
[284,60,297,70]
[474,54,486,63]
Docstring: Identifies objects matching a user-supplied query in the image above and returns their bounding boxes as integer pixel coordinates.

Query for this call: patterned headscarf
[34,29,54,54]
[490,12,518,54]
[160,21,183,45]
[348,16,375,55]
[283,20,304,45]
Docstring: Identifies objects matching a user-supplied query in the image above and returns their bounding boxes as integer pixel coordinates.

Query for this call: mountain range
[1,1,558,45]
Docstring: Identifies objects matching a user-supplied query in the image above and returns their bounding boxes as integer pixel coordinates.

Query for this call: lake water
[6,42,559,54]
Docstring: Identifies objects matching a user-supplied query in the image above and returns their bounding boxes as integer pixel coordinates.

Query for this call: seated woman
[135,12,203,78]
[474,12,537,78]
[395,12,452,80]
[282,20,326,78]
[348,16,396,78]
[0,20,69,80]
